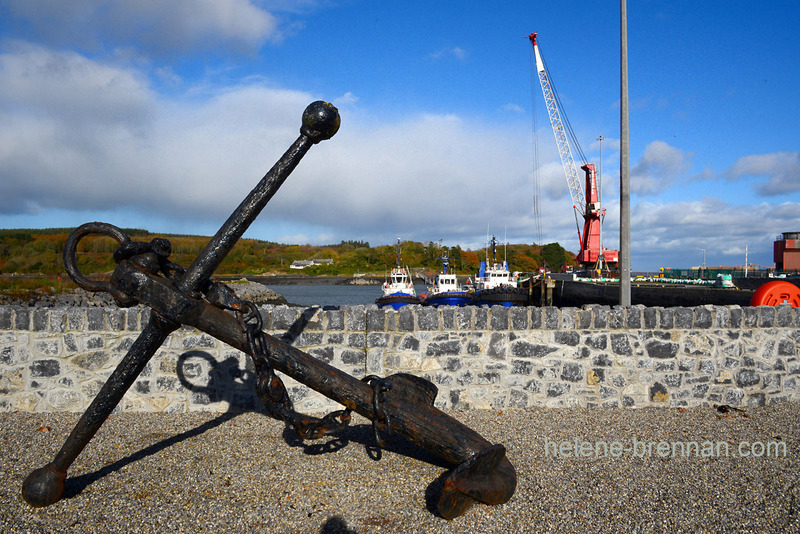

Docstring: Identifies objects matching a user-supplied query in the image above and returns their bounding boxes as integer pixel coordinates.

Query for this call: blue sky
[0,1,798,272]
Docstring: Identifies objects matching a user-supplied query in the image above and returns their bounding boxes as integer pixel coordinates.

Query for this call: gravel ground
[2,404,799,533]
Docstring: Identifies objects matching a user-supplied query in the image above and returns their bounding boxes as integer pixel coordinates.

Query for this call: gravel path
[2,404,799,533]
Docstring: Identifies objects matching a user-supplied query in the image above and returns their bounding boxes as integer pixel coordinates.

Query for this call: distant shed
[774,232,800,271]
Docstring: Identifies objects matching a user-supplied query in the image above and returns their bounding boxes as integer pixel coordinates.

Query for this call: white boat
[375,239,422,309]
[473,235,527,307]
[422,253,472,307]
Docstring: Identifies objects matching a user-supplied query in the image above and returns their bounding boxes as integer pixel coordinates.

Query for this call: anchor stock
[21,101,516,519]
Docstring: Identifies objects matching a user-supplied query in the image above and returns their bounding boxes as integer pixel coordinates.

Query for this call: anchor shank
[177,101,340,294]
[176,135,312,294]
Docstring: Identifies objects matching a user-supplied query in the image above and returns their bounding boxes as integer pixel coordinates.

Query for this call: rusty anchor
[21,101,517,519]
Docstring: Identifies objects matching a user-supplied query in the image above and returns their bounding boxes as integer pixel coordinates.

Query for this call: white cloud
[0,0,279,55]
[0,43,546,251]
[723,151,800,196]
[630,140,692,195]
[628,197,798,269]
[430,46,467,61]
[502,103,524,114]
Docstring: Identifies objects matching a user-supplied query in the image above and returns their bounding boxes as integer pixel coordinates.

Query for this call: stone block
[474,308,488,330]
[607,307,624,329]
[530,307,542,329]
[510,307,528,330]
[674,308,693,329]
[417,307,439,330]
[658,308,675,329]
[561,362,584,382]
[491,307,509,331]
[543,307,560,329]
[397,308,415,331]
[14,308,30,331]
[694,306,713,329]
[426,339,461,357]
[743,307,759,328]
[758,307,776,328]
[729,306,743,328]
[87,308,106,331]
[487,332,507,360]
[574,309,592,330]
[30,359,60,378]
[627,306,643,329]
[0,307,11,330]
[591,306,608,329]
[655,361,675,372]
[47,390,84,411]
[67,308,86,332]
[367,332,390,348]
[554,331,580,347]
[32,309,48,332]
[343,305,366,331]
[510,359,534,375]
[643,307,659,329]
[610,333,632,356]
[346,333,366,349]
[645,339,679,359]
[325,309,345,330]
[776,305,794,328]
[510,339,556,359]
[735,368,761,388]
[546,382,569,397]
[559,309,576,330]
[441,308,456,330]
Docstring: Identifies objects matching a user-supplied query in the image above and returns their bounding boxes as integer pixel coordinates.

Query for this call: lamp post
[701,248,706,279]
[619,0,631,306]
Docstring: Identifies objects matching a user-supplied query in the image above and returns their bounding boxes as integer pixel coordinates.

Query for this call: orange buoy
[750,280,800,307]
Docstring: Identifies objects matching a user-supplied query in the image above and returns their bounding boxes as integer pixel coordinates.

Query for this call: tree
[541,242,571,272]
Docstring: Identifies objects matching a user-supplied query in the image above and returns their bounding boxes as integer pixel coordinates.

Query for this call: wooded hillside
[0,228,576,278]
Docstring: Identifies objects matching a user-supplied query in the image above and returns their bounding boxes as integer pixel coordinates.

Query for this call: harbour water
[263,284,428,307]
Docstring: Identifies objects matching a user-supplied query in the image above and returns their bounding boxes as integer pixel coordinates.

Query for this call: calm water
[263,284,428,307]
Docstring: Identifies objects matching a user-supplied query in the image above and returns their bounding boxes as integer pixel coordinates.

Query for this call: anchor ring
[63,222,135,305]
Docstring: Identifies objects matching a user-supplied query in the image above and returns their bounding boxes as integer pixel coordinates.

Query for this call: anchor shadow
[62,411,239,500]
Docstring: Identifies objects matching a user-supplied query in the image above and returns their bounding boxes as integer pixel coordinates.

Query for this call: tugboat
[472,235,528,307]
[375,239,422,309]
[422,252,473,307]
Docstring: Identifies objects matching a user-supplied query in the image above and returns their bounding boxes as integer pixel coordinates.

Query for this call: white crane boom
[529,33,586,216]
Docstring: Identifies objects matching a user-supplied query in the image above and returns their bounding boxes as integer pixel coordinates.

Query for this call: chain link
[206,280,393,447]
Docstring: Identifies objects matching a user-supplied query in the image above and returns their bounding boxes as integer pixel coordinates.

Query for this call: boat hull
[376,293,423,309]
[472,287,528,307]
[423,291,473,307]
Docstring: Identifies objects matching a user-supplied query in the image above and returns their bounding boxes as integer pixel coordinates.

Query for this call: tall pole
[619,0,632,306]
[597,135,605,273]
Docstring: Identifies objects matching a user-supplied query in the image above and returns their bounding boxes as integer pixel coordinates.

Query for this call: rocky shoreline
[0,279,290,307]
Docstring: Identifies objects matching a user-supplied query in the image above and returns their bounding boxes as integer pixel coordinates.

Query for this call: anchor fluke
[437,444,517,520]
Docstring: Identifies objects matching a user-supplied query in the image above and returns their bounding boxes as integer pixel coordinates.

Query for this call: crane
[527,32,618,273]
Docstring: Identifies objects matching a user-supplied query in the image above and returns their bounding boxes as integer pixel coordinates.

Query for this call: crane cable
[540,51,588,166]
[529,47,543,249]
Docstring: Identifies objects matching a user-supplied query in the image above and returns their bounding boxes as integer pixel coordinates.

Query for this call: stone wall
[1,304,799,414]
